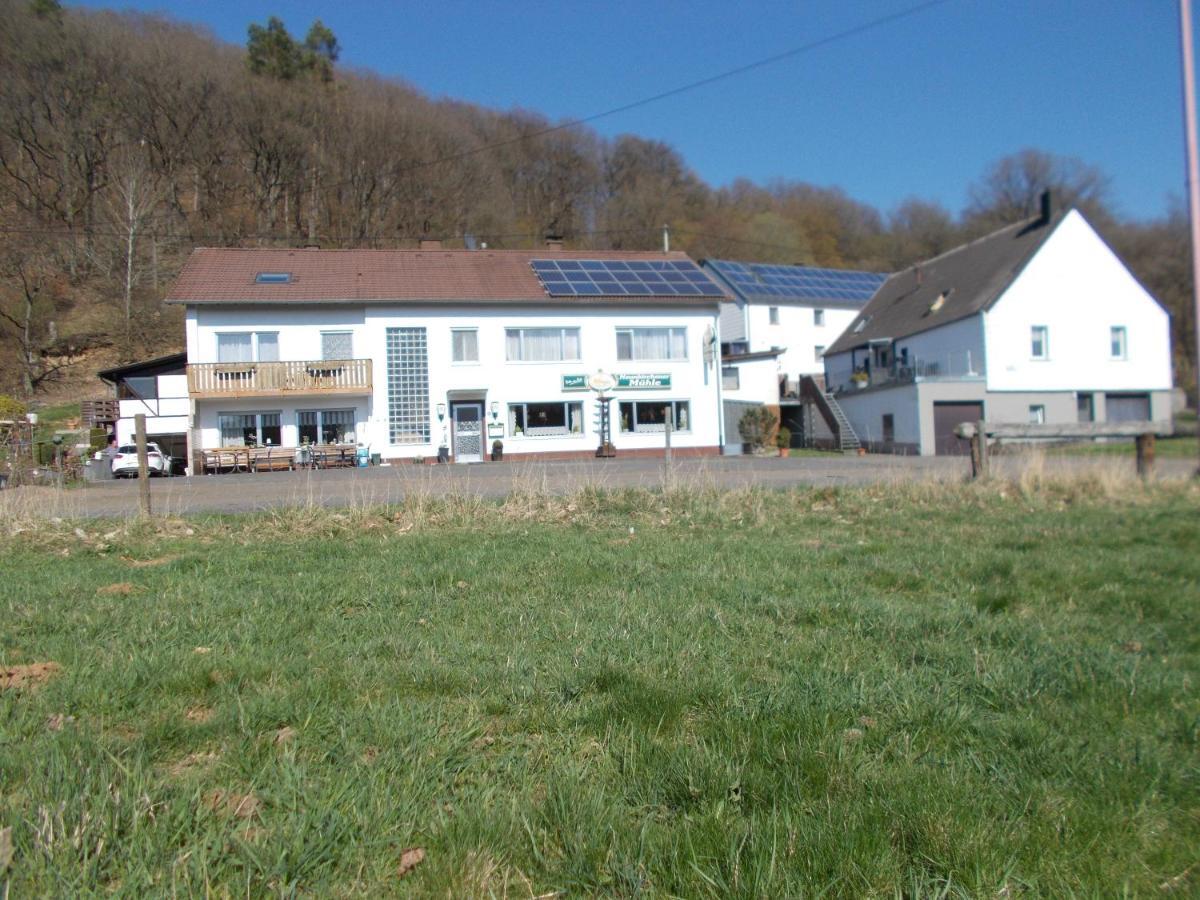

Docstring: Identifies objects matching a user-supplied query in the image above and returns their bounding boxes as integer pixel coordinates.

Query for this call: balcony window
[616,326,687,361]
[618,400,690,433]
[509,401,583,436]
[219,411,281,447]
[452,328,479,363]
[217,332,278,363]
[505,327,581,362]
[321,331,353,361]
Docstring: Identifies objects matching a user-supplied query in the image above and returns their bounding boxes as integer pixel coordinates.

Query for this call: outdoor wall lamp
[436,403,446,421]
[490,401,499,420]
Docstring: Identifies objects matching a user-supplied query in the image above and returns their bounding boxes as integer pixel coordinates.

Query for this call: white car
[111,443,171,478]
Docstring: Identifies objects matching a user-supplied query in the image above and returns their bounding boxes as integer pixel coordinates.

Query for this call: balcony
[187,359,373,399]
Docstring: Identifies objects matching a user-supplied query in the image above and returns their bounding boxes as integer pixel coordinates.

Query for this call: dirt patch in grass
[0,662,61,691]
[96,582,137,596]
[167,750,219,778]
[185,706,214,724]
[120,555,179,568]
[203,789,261,819]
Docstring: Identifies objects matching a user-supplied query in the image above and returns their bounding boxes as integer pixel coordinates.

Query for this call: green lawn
[2,483,1198,896]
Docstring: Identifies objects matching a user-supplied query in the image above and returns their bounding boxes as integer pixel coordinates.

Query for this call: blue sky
[71,0,1193,222]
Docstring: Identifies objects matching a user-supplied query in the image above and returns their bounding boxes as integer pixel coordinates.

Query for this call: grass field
[1,480,1198,896]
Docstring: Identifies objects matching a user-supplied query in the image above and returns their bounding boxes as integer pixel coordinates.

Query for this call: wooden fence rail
[187,359,372,398]
[955,420,1172,479]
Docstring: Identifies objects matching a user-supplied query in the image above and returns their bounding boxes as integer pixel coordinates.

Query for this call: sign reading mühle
[616,374,671,389]
[562,373,671,390]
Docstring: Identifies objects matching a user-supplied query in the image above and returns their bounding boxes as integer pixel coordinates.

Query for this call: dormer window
[929,290,950,313]
[255,272,292,284]
[853,317,869,334]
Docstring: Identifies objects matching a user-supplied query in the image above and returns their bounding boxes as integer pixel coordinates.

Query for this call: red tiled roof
[165,248,729,305]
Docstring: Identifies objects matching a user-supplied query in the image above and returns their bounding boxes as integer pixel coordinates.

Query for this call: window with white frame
[505,327,581,362]
[814,308,825,326]
[1110,326,1127,360]
[618,400,690,433]
[217,332,279,363]
[722,366,739,390]
[615,326,687,361]
[321,331,353,361]
[508,401,583,436]
[768,306,780,325]
[814,345,826,362]
[297,409,355,445]
[218,411,281,447]
[1030,325,1049,360]
[452,328,479,363]
[1028,404,1046,424]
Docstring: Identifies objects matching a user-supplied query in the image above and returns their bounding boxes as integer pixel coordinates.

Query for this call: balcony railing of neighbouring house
[187,359,373,398]
[837,351,984,393]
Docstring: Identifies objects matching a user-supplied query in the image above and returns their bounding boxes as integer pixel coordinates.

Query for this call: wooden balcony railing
[187,359,373,399]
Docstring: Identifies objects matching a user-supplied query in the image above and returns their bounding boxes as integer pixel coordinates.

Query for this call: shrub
[738,406,777,451]
[776,426,791,449]
[0,395,27,421]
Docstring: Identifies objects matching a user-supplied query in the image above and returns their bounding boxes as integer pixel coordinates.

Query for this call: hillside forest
[0,1,1194,401]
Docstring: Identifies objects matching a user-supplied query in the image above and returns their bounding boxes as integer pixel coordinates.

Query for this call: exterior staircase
[798,376,861,451]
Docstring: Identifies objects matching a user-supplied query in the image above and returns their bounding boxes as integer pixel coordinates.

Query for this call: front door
[451,403,484,463]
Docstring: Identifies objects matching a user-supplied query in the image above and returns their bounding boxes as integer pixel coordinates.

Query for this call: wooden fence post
[664,419,672,464]
[1136,432,1155,479]
[135,413,152,517]
[977,419,989,479]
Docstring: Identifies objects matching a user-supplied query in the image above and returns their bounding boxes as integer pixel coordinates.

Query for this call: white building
[96,353,190,464]
[702,260,887,448]
[823,202,1174,455]
[166,245,729,467]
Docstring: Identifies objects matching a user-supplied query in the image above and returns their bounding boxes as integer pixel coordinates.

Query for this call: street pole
[1179,0,1200,474]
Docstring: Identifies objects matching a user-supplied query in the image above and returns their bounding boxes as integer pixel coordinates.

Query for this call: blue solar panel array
[705,260,887,303]
[530,259,726,297]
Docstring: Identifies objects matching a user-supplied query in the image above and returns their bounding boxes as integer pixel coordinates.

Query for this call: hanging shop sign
[561,374,589,391]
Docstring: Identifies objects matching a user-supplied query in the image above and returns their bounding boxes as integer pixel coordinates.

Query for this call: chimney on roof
[544,235,564,252]
[1040,189,1053,225]
[419,239,442,250]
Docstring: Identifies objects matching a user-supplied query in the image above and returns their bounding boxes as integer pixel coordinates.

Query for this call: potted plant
[491,439,503,462]
[851,370,869,389]
[775,426,791,457]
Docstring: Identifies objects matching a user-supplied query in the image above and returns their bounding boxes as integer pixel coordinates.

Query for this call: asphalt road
[7,451,1193,518]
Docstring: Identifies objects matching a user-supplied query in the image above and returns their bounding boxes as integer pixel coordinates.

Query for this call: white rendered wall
[188,303,722,457]
[745,303,858,380]
[721,355,781,404]
[985,210,1173,393]
[834,383,922,450]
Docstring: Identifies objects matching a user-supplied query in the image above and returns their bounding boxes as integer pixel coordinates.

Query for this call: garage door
[932,402,983,455]
[1105,393,1151,423]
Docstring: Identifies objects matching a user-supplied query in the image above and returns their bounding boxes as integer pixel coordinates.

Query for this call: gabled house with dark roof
[822,200,1173,455]
[164,243,731,468]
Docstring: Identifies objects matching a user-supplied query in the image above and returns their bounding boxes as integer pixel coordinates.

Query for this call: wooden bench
[248,446,296,472]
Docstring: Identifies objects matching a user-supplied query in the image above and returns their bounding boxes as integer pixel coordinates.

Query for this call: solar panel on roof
[530,259,725,298]
[705,259,887,303]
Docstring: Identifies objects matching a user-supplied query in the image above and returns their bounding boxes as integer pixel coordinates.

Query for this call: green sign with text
[561,374,588,391]
[617,374,671,389]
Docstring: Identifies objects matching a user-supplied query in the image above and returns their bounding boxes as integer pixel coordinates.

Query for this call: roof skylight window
[853,317,869,333]
[255,272,292,284]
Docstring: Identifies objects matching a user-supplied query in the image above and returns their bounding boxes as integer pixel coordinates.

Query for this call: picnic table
[201,444,360,474]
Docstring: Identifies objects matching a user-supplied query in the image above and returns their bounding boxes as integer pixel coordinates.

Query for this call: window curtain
[453,330,478,362]
[217,333,252,363]
[322,332,353,360]
[523,329,564,362]
[257,332,279,362]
